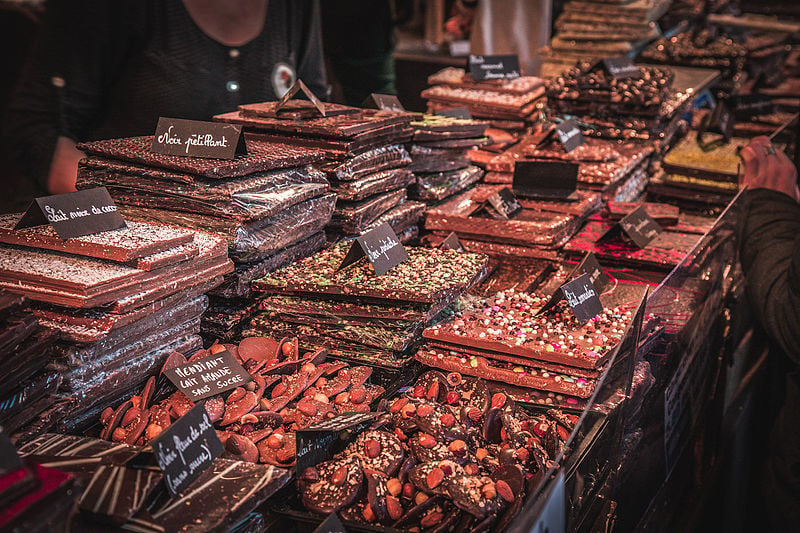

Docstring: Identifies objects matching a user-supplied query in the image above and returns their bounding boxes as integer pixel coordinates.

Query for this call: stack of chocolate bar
[215,102,423,241]
[547,61,677,141]
[418,289,633,403]
[0,214,232,433]
[424,185,601,260]
[421,67,546,133]
[0,291,58,436]
[245,242,489,368]
[75,136,335,342]
[19,433,291,532]
[541,0,670,78]
[480,135,655,202]
[408,115,489,205]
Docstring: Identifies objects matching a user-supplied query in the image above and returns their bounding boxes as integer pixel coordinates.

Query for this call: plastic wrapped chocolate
[330,189,407,235]
[320,144,412,181]
[411,166,484,202]
[330,168,415,202]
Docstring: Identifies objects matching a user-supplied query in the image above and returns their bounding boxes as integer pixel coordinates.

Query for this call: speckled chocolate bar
[428,234,561,261]
[330,168,414,202]
[424,289,633,370]
[411,114,490,140]
[422,85,545,113]
[78,136,323,178]
[253,241,489,305]
[20,433,291,533]
[428,67,546,95]
[0,214,194,262]
[330,189,407,234]
[258,296,429,325]
[411,166,484,202]
[321,145,411,181]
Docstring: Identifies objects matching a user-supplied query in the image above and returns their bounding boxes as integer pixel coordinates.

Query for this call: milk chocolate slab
[330,189,407,234]
[423,289,632,370]
[411,114,490,139]
[427,234,561,261]
[330,169,414,202]
[321,145,411,181]
[427,67,545,95]
[240,125,414,158]
[77,136,323,179]
[422,86,544,113]
[0,214,194,262]
[132,240,199,271]
[239,100,359,119]
[253,241,489,305]
[210,231,327,299]
[258,296,429,325]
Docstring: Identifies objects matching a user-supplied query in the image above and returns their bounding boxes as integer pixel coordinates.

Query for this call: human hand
[739,136,800,202]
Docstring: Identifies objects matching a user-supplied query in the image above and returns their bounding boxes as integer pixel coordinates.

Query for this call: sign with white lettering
[151,403,223,497]
[486,187,522,219]
[436,107,472,120]
[555,118,585,153]
[598,207,663,249]
[468,54,521,81]
[338,223,409,276]
[296,412,379,478]
[151,118,246,159]
[602,56,639,80]
[569,252,611,292]
[15,187,126,240]
[538,273,603,324]
[362,94,405,112]
[163,351,253,402]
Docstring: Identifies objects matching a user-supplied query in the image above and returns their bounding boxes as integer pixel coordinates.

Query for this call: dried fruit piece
[426,467,444,489]
[387,478,402,497]
[416,404,434,417]
[420,511,443,527]
[491,393,507,408]
[332,465,348,486]
[481,482,497,499]
[386,495,403,520]
[390,397,409,413]
[364,439,381,458]
[448,440,467,456]
[496,479,515,502]
[446,391,461,405]
[439,413,456,428]
[418,433,437,449]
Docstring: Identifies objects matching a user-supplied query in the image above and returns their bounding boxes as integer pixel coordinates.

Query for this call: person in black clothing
[2,0,327,196]
[738,135,800,531]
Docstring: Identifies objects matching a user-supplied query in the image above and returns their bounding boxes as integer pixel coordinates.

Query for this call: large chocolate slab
[231,106,412,138]
[77,137,323,179]
[0,214,194,262]
[330,189,407,234]
[411,165,484,202]
[330,168,414,202]
[321,145,411,181]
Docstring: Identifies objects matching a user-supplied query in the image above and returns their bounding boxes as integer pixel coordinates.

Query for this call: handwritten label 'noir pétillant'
[151,403,223,497]
[15,187,127,240]
[164,351,253,402]
[468,54,521,81]
[338,223,409,276]
[151,118,247,160]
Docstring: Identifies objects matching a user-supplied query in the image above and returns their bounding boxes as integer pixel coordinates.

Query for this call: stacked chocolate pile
[424,185,601,260]
[0,291,58,437]
[245,242,489,368]
[0,215,232,433]
[408,115,488,205]
[421,67,546,134]
[97,336,385,468]
[296,370,575,529]
[541,0,670,78]
[519,136,655,202]
[215,102,422,241]
[19,433,290,531]
[75,136,334,342]
[547,61,676,140]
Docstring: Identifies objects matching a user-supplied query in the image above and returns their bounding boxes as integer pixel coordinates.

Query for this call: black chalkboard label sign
[538,273,602,324]
[570,252,611,292]
[602,56,639,80]
[436,107,472,120]
[296,412,379,477]
[0,426,22,474]
[555,119,585,153]
[728,94,774,120]
[512,161,579,200]
[362,94,405,112]
[598,207,663,249]
[15,187,127,240]
[151,403,223,497]
[163,350,253,402]
[468,54,521,81]
[486,187,522,219]
[440,232,465,252]
[338,223,409,276]
[151,117,246,159]
[314,513,348,533]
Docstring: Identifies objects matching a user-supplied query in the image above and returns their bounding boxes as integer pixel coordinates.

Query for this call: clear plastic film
[411,165,484,202]
[320,144,412,181]
[330,168,414,202]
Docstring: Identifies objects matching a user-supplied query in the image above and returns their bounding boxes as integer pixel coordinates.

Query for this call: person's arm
[739,138,800,362]
[293,0,329,100]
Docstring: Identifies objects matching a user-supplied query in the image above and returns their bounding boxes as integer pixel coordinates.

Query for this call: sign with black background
[555,118,585,153]
[538,273,603,324]
[468,54,521,81]
[151,118,246,160]
[602,56,639,80]
[296,412,379,477]
[15,187,127,240]
[436,107,472,120]
[313,513,348,533]
[362,93,405,112]
[0,426,22,474]
[570,252,611,292]
[598,207,663,249]
[338,223,409,276]
[164,351,253,402]
[440,232,465,252]
[513,161,579,200]
[486,187,522,219]
[151,403,223,497]
[727,94,774,120]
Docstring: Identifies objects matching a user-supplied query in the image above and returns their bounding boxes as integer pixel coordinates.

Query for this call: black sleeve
[739,188,800,363]
[2,0,137,187]
[293,0,329,100]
